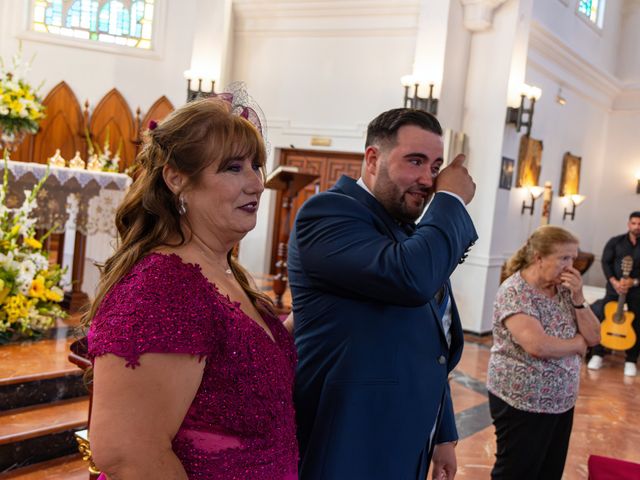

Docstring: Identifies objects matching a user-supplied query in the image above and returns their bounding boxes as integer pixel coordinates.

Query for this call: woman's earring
[178,194,187,215]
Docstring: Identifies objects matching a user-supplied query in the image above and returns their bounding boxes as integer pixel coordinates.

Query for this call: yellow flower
[9,99,24,114]
[0,285,10,305]
[28,275,46,300]
[44,286,63,302]
[24,237,42,249]
[10,224,20,236]
[5,294,30,322]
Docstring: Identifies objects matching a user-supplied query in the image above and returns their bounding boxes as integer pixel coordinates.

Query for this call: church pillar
[185,0,234,93]
[450,0,535,333]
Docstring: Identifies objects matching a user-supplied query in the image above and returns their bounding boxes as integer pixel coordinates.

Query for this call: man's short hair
[365,108,443,150]
[630,211,640,220]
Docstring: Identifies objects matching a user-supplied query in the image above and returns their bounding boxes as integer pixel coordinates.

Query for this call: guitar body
[601,301,637,351]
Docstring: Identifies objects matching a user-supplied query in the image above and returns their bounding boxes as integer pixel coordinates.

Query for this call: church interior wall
[0,0,197,118]
[617,0,640,83]
[531,0,623,78]
[231,1,420,273]
[492,1,640,293]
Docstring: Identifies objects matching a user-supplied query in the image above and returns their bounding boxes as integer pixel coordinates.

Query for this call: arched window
[31,0,155,50]
[577,0,606,28]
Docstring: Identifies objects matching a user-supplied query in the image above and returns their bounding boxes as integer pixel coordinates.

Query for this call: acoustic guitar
[600,255,637,351]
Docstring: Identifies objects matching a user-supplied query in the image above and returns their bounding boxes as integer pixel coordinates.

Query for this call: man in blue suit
[288,108,477,480]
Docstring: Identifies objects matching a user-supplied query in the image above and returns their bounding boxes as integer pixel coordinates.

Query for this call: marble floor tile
[445,342,640,479]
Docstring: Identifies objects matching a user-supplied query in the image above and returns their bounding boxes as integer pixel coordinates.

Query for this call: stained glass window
[31,0,155,50]
[578,0,605,27]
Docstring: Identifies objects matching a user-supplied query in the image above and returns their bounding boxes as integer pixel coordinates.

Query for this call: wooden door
[269,148,362,274]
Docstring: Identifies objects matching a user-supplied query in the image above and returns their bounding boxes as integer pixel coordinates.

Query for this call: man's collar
[356,177,374,197]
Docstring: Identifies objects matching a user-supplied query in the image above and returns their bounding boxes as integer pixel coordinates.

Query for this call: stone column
[186,0,234,91]
[451,0,535,333]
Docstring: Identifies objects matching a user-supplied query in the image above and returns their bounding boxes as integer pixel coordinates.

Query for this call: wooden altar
[6,81,175,311]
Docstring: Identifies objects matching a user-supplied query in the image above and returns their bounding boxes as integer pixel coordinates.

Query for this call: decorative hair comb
[214,82,271,154]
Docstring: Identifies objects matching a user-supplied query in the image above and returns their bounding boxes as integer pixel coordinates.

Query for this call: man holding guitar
[588,211,640,377]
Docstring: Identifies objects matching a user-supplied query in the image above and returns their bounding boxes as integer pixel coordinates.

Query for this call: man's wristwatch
[573,301,590,309]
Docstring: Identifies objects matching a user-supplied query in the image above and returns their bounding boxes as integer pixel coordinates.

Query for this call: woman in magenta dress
[86,96,297,480]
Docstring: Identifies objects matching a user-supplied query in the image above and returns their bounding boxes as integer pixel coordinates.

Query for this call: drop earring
[178,194,187,215]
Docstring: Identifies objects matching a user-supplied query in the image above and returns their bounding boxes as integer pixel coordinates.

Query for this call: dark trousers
[591,293,640,363]
[489,392,574,480]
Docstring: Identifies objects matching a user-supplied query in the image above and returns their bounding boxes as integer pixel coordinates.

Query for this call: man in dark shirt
[588,211,640,376]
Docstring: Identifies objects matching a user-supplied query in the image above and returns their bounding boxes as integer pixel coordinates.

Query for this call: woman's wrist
[572,292,586,306]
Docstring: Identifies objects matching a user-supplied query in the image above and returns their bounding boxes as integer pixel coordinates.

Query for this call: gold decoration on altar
[68,151,85,170]
[47,149,66,168]
[87,153,102,171]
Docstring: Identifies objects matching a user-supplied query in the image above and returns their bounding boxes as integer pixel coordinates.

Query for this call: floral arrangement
[86,127,121,173]
[0,46,45,144]
[0,154,66,344]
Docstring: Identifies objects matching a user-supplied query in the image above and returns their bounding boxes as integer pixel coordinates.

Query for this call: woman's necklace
[192,240,233,276]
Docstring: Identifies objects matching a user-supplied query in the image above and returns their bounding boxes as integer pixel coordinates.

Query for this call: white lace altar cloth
[1,160,131,236]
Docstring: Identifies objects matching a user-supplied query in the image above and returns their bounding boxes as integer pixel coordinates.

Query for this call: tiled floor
[3,320,639,478]
[451,340,640,479]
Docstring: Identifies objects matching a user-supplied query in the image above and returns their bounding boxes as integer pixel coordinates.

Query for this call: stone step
[0,394,89,472]
[0,336,88,410]
[0,454,89,480]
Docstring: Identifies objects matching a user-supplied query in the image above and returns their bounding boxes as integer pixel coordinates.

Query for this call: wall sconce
[506,84,542,136]
[635,171,640,194]
[556,87,567,106]
[401,75,438,116]
[184,71,216,102]
[562,194,585,221]
[521,185,544,215]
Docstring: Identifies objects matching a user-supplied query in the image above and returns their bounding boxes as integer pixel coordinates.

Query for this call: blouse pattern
[88,253,298,480]
[487,271,581,414]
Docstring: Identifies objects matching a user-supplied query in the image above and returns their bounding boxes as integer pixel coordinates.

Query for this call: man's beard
[372,165,431,223]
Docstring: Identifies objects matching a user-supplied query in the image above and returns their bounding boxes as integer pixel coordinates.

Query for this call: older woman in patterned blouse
[487,225,600,480]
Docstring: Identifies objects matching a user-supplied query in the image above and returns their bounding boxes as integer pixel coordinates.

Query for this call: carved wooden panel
[10,82,171,174]
[11,134,33,163]
[89,89,136,172]
[269,148,362,274]
[141,95,174,132]
[32,81,85,165]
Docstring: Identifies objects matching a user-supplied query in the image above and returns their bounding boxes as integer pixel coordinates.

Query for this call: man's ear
[162,164,185,195]
[364,146,379,177]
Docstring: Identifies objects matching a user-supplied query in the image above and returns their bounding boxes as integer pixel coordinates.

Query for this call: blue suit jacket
[288,176,478,480]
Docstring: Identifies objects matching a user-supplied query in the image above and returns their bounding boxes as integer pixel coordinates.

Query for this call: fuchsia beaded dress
[88,253,298,480]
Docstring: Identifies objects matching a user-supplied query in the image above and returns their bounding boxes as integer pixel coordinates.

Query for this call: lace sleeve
[87,254,218,368]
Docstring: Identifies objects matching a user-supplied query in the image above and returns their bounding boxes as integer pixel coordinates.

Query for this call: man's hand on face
[434,154,476,205]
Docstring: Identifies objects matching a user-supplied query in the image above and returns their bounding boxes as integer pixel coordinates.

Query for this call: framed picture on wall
[559,152,581,197]
[516,135,543,187]
[499,157,514,190]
